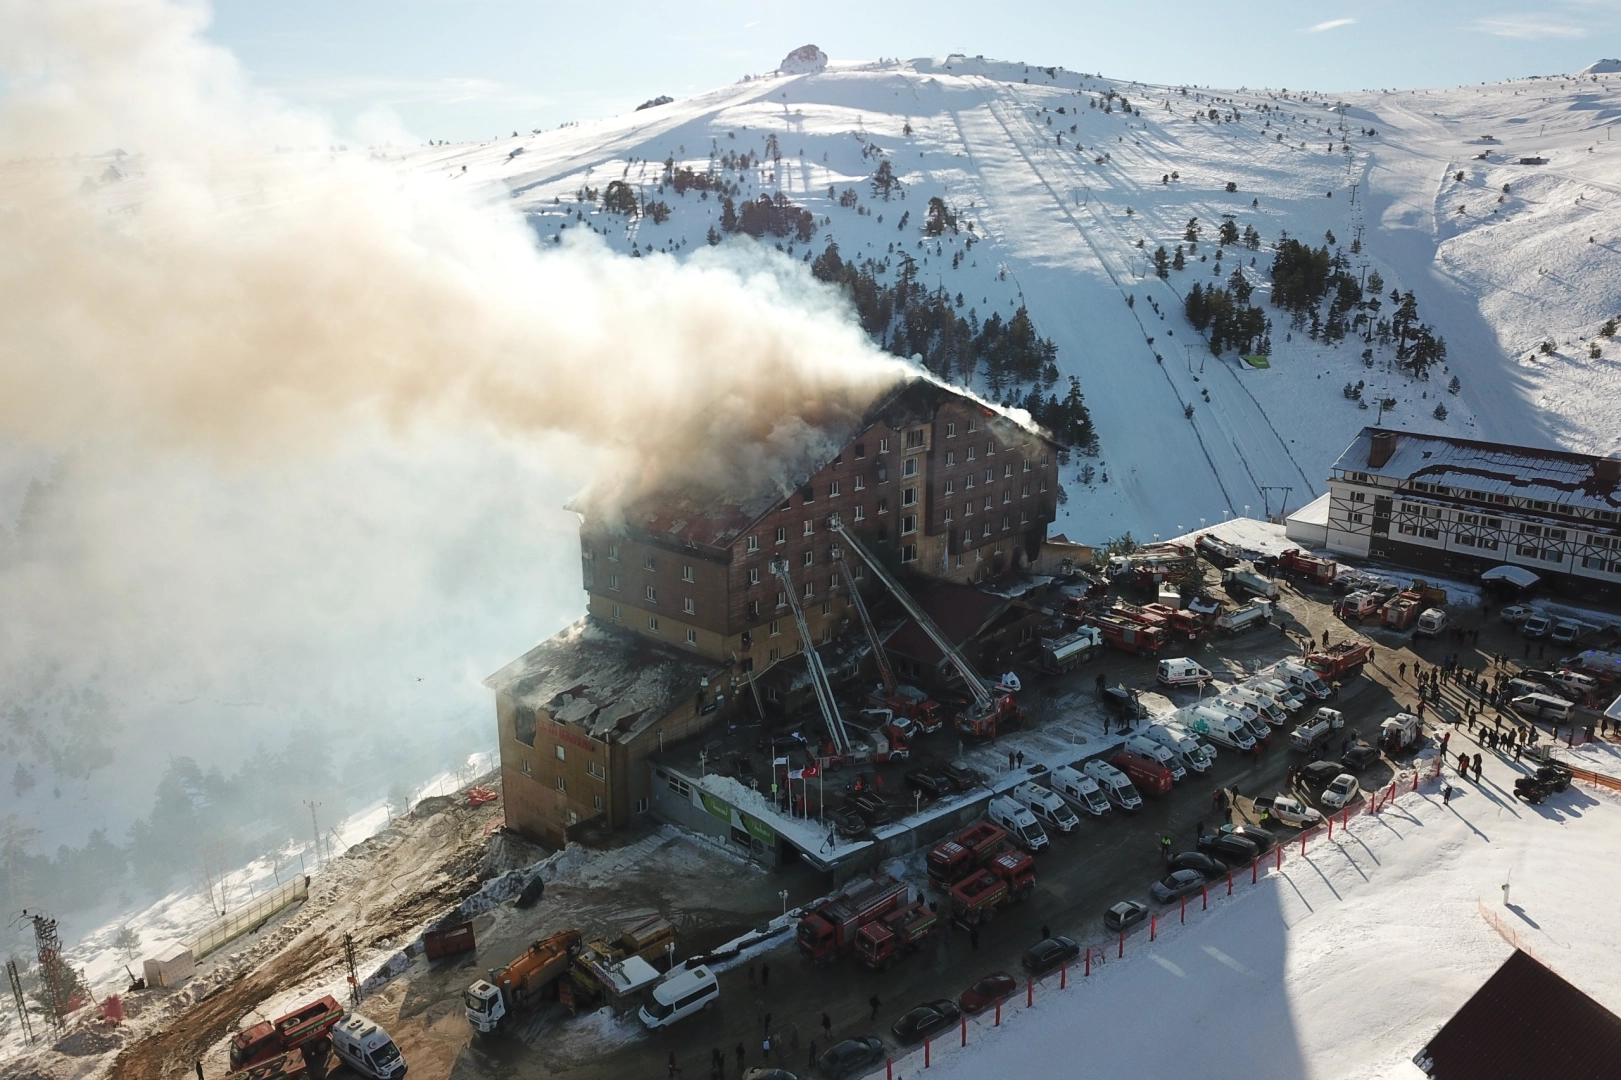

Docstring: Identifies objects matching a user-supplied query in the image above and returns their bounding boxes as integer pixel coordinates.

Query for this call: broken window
[854,442,866,459]
[747,600,759,618]
[801,484,814,503]
[513,704,537,746]
[877,498,889,514]
[906,429,924,449]
[875,461,888,483]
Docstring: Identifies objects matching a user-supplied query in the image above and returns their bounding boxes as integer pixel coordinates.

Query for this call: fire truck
[853,900,940,970]
[1278,548,1338,585]
[1306,640,1373,680]
[947,849,1037,926]
[229,996,346,1072]
[797,874,910,965]
[926,822,1009,889]
[1142,602,1207,641]
[1089,613,1168,657]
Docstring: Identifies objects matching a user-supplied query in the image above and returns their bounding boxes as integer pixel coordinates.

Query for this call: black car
[817,1037,885,1079]
[1150,868,1207,903]
[1167,851,1229,879]
[1198,832,1259,864]
[937,761,985,791]
[904,767,954,799]
[891,999,961,1044]
[1300,760,1348,789]
[849,793,894,825]
[1022,936,1081,974]
[1341,744,1380,773]
[1104,900,1149,932]
[1101,685,1149,720]
[1218,823,1277,853]
[828,807,867,838]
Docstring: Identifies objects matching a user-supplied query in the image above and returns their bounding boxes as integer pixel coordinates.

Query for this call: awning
[1480,565,1540,587]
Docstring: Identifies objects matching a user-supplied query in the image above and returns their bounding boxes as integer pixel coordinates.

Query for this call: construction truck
[797,874,910,965]
[1278,548,1338,585]
[559,916,677,1013]
[1215,599,1272,635]
[1034,625,1102,674]
[1221,564,1280,602]
[464,930,583,1033]
[1195,533,1243,567]
[1379,713,1425,756]
[1306,640,1373,680]
[229,995,346,1072]
[1090,612,1167,657]
[926,821,1010,888]
[854,900,940,970]
[1408,579,1448,607]
[947,849,1036,926]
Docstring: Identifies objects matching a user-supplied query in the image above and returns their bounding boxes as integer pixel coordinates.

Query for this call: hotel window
[903,457,918,477]
[965,473,975,490]
[945,480,955,495]
[901,544,917,563]
[746,535,759,552]
[803,581,814,598]
[879,438,890,453]
[803,550,813,568]
[854,505,866,522]
[607,543,620,561]
[803,519,814,536]
[748,599,759,617]
[945,451,955,467]
[555,744,566,761]
[607,573,620,591]
[1001,515,1010,530]
[521,759,530,776]
[1039,479,1048,492]
[643,553,656,570]
[830,574,840,590]
[854,475,867,491]
[983,496,993,511]
[1040,452,1049,467]
[982,523,992,538]
[902,515,917,535]
[681,564,694,582]
[555,776,567,794]
[770,619,782,636]
[685,629,697,646]
[611,604,622,620]
[775,526,787,544]
[748,567,760,585]
[946,422,957,438]
[877,498,889,515]
[944,508,955,522]
[1023,458,1032,473]
[986,441,996,456]
[829,480,841,497]
[1020,511,1029,524]
[966,446,976,462]
[985,468,994,484]
[967,418,978,432]
[1021,483,1030,498]
[1003,490,1012,504]
[906,429,924,449]
[1003,464,1014,478]
[645,585,657,602]
[964,501,973,516]
[588,760,605,780]
[647,615,659,632]
[593,795,605,811]
[903,487,918,506]
[683,597,696,615]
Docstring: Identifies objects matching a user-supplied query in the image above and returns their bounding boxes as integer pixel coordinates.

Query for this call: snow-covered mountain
[404,55,1621,540]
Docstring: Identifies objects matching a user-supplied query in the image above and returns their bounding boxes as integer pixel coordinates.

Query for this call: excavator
[828,519,1019,740]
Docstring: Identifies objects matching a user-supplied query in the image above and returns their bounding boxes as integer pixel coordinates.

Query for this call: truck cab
[1011,781,1081,833]
[1048,765,1111,816]
[988,795,1049,852]
[331,1015,407,1080]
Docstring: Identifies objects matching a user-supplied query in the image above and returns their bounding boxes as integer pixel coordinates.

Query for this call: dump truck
[853,900,940,970]
[1279,548,1337,585]
[1090,613,1167,656]
[229,995,346,1072]
[1306,641,1373,680]
[947,849,1036,926]
[559,915,677,1013]
[798,874,910,965]
[926,822,1009,888]
[464,930,583,1033]
[1221,564,1280,601]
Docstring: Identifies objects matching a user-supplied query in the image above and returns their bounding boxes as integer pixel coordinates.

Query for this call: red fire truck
[947,849,1037,926]
[926,822,1009,889]
[853,900,940,970]
[797,874,909,965]
[1306,640,1373,680]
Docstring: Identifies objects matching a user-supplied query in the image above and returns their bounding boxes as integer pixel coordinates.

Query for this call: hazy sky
[208,0,1619,143]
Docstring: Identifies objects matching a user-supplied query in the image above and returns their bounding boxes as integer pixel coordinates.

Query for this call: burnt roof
[601,375,1059,550]
[1414,950,1621,1080]
[484,617,723,741]
[1332,427,1621,512]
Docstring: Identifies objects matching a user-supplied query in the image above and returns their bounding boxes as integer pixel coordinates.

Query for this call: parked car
[848,793,894,825]
[1167,851,1229,879]
[891,1000,961,1044]
[1022,936,1081,975]
[1521,613,1554,639]
[958,972,1017,1016]
[1498,604,1537,625]
[1103,901,1149,932]
[817,1037,886,1079]
[903,767,954,799]
[1300,760,1348,790]
[1550,620,1585,646]
[1331,744,1376,774]
[1320,773,1361,810]
[827,807,867,838]
[1198,832,1259,864]
[1150,869,1208,903]
[1101,685,1149,722]
[938,761,985,791]
[1218,823,1278,853]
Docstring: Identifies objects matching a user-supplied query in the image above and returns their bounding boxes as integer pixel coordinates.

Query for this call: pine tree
[1154,246,1170,278]
[1173,246,1186,271]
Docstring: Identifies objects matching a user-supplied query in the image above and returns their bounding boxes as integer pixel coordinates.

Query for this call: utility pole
[342,932,361,1007]
[7,957,33,1044]
[304,801,323,869]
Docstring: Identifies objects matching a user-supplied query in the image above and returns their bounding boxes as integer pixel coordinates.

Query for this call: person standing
[196,1064,205,1080]
[1473,754,1483,781]
[760,963,769,991]
[1160,835,1172,863]
[1442,784,1452,805]
[669,1050,680,1078]
[735,1044,746,1073]
[1399,661,1407,681]
[822,1013,833,1041]
[761,1034,771,1064]
[869,995,881,1021]
[808,1041,818,1070]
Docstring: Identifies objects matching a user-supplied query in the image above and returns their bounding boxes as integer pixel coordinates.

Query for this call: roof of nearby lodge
[886,581,1015,666]
[1415,950,1621,1079]
[1331,428,1621,513]
[604,375,1060,550]
[484,618,723,741]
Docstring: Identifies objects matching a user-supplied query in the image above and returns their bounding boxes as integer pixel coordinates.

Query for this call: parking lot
[435,561,1494,1080]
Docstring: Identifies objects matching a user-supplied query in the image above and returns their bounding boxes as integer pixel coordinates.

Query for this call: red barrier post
[995,999,1001,1025]
[1411,770,1418,793]
[1341,807,1348,831]
[925,1038,931,1068]
[1151,914,1157,941]
[1085,947,1091,977]
[1252,856,1258,884]
[1028,979,1034,1006]
[1328,815,1333,840]
[1181,894,1187,923]
[887,1061,893,1080]
[1301,830,1307,855]
[1118,930,1124,958]
[962,1016,967,1047]
[1202,884,1208,910]
[1227,871,1233,895]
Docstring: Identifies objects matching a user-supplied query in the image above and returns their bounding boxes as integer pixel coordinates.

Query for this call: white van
[1012,782,1081,834]
[1184,705,1255,750]
[1255,678,1307,713]
[1049,765,1112,816]
[1212,698,1271,743]
[1274,661,1334,701]
[1510,693,1575,724]
[1081,760,1143,811]
[1414,608,1448,637]
[988,794,1050,851]
[1146,723,1212,773]
[1156,657,1214,688]
[639,965,719,1030]
[1124,735,1187,781]
[332,1015,407,1080]
[1225,686,1287,727]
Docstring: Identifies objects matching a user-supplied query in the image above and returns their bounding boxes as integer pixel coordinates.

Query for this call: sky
[207,0,1621,143]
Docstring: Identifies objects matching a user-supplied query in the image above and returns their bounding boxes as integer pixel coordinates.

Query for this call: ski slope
[402,57,1621,541]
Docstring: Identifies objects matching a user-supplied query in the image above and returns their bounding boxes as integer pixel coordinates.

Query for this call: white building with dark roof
[1324,427,1621,599]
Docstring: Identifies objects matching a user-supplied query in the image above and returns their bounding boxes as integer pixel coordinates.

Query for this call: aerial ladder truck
[832,546,946,735]
[828,518,1019,739]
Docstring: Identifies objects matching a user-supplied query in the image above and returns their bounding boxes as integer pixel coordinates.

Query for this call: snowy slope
[404,59,1621,541]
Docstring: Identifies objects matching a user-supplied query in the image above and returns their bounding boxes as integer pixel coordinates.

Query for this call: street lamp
[779,889,790,916]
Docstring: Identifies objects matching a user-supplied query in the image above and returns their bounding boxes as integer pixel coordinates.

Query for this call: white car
[1319,774,1361,810]
[1262,794,1323,829]
[1498,604,1537,625]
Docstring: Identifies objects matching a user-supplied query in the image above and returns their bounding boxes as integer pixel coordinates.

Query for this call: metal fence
[188,875,310,959]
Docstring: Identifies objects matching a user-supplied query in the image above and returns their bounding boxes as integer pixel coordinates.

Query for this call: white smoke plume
[0,0,908,880]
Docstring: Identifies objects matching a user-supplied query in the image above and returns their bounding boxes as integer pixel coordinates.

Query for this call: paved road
[451,583,1421,1080]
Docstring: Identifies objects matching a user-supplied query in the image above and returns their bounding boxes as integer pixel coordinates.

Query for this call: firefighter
[1159,834,1172,862]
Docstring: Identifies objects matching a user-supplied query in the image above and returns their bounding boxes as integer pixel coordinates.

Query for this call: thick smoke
[0,0,908,913]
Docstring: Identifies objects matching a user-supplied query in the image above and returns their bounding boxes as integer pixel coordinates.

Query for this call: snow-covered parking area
[883,744,1621,1080]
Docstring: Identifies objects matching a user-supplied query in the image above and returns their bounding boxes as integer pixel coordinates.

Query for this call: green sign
[740,813,777,846]
[1242,354,1271,369]
[698,790,732,824]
